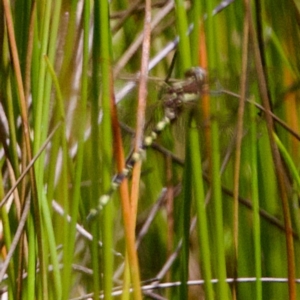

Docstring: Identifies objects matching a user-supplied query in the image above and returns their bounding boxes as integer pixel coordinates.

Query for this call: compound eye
[185,67,207,83]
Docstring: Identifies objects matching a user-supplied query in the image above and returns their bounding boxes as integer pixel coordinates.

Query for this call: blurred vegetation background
[0,0,300,299]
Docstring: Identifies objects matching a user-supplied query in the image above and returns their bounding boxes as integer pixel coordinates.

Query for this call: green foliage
[1,0,300,299]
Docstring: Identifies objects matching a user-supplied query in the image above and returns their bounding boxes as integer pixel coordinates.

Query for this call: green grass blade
[189,117,214,299]
[174,0,192,71]
[98,0,114,299]
[250,99,262,300]
[205,1,230,298]
[90,2,104,298]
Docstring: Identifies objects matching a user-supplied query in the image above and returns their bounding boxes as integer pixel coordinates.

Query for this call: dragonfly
[87,67,207,220]
[87,66,300,220]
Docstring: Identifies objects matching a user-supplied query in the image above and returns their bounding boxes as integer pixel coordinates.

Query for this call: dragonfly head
[184,67,207,84]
